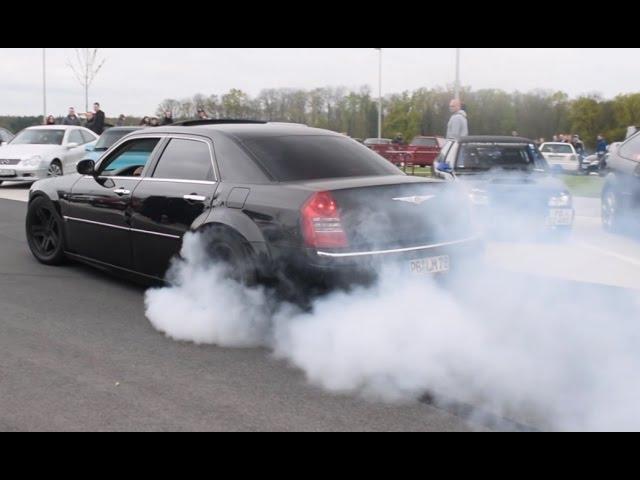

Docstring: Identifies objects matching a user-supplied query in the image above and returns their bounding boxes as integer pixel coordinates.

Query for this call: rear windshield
[457,143,547,172]
[242,135,402,181]
[541,144,573,154]
[95,129,137,151]
[411,138,439,147]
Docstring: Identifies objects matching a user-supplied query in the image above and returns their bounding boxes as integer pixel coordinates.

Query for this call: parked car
[540,142,580,172]
[0,127,14,145]
[406,136,445,167]
[0,126,98,185]
[434,136,574,235]
[26,121,480,294]
[84,126,143,162]
[601,132,640,232]
[364,138,412,166]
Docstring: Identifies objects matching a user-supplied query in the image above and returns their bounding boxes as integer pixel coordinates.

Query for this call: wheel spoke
[36,208,48,225]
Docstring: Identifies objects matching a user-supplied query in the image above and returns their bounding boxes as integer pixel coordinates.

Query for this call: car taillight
[301,191,348,248]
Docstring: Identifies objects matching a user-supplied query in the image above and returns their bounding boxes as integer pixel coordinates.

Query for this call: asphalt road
[0,195,479,431]
[1,182,639,431]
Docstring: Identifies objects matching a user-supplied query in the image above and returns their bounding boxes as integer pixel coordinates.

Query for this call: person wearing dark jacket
[161,111,174,125]
[62,107,81,126]
[90,102,106,135]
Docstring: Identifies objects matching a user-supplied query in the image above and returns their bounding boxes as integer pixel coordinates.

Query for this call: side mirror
[434,161,455,181]
[85,144,95,152]
[66,142,79,149]
[77,159,96,176]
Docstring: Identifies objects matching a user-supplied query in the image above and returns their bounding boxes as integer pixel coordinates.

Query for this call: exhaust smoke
[145,228,640,431]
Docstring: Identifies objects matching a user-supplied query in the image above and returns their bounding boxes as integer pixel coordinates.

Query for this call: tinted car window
[95,129,136,151]
[242,135,401,182]
[456,144,545,171]
[99,138,161,177]
[619,133,640,161]
[541,144,574,154]
[153,139,213,182]
[411,138,438,147]
[69,130,84,145]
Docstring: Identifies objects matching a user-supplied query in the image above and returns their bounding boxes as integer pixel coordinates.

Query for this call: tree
[67,49,107,112]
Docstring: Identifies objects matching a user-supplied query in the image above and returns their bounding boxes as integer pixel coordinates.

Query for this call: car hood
[0,144,64,159]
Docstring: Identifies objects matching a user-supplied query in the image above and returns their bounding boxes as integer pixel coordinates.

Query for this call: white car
[0,125,98,185]
[539,142,580,172]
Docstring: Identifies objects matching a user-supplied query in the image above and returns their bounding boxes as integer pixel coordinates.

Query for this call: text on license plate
[547,209,573,226]
[410,255,450,274]
[0,169,16,177]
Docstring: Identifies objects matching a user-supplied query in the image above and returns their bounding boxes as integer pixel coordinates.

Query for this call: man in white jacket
[446,99,469,140]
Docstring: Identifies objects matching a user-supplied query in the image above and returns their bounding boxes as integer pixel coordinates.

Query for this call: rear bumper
[302,236,483,281]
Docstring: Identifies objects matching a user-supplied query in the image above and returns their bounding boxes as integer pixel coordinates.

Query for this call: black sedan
[26,121,479,291]
[434,136,575,237]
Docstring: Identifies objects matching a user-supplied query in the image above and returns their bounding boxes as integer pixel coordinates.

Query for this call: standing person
[90,102,106,135]
[63,107,81,126]
[161,111,174,125]
[84,111,96,132]
[196,108,209,120]
[446,99,469,140]
[596,135,608,158]
[45,115,56,125]
[149,117,160,127]
[572,134,585,171]
[116,114,126,126]
[511,130,519,137]
[139,116,150,127]
[392,133,405,145]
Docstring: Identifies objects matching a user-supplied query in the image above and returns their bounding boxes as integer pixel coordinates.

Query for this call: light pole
[42,48,47,124]
[454,48,461,101]
[375,48,383,139]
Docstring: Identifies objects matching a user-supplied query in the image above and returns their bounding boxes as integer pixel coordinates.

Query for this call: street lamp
[42,48,47,124]
[375,48,383,139]
[454,48,461,101]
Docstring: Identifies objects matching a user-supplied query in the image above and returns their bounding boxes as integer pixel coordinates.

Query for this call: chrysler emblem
[392,195,435,205]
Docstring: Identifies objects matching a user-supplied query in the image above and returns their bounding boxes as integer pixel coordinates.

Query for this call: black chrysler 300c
[26,121,480,289]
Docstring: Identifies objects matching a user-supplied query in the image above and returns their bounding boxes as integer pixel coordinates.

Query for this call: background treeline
[3,86,639,149]
[157,87,640,148]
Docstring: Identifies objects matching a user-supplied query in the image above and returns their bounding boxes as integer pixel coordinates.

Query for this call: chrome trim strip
[141,177,218,186]
[130,228,181,240]
[316,237,479,258]
[64,216,129,231]
[64,216,181,240]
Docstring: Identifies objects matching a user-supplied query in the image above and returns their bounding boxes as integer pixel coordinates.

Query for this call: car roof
[145,122,342,139]
[27,125,83,130]
[458,136,535,144]
[541,142,574,146]
[105,126,142,132]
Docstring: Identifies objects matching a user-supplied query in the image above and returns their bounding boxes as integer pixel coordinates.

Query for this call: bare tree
[67,48,106,112]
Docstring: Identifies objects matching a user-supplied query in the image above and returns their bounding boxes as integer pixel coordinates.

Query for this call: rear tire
[26,196,66,265]
[202,227,257,286]
[602,188,622,233]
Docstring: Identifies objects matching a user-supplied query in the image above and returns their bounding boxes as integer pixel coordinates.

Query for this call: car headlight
[20,155,44,167]
[549,192,572,207]
[469,189,489,206]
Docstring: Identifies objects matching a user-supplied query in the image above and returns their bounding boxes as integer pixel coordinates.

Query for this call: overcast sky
[1,48,638,117]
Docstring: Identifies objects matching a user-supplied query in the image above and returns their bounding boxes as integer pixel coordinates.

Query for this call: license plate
[410,255,450,274]
[0,169,16,177]
[547,209,573,226]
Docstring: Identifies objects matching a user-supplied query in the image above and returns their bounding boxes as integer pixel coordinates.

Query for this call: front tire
[26,196,66,265]
[47,160,63,178]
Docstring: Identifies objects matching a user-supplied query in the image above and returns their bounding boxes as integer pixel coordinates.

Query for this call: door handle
[113,188,131,196]
[183,194,207,203]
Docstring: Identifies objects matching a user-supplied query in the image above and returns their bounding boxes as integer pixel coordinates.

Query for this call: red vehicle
[406,136,446,167]
[364,138,412,166]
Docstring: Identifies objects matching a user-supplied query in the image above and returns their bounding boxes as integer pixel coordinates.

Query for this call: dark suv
[26,121,479,291]
[602,132,640,232]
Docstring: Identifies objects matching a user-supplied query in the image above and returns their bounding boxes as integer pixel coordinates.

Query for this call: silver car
[0,125,98,185]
